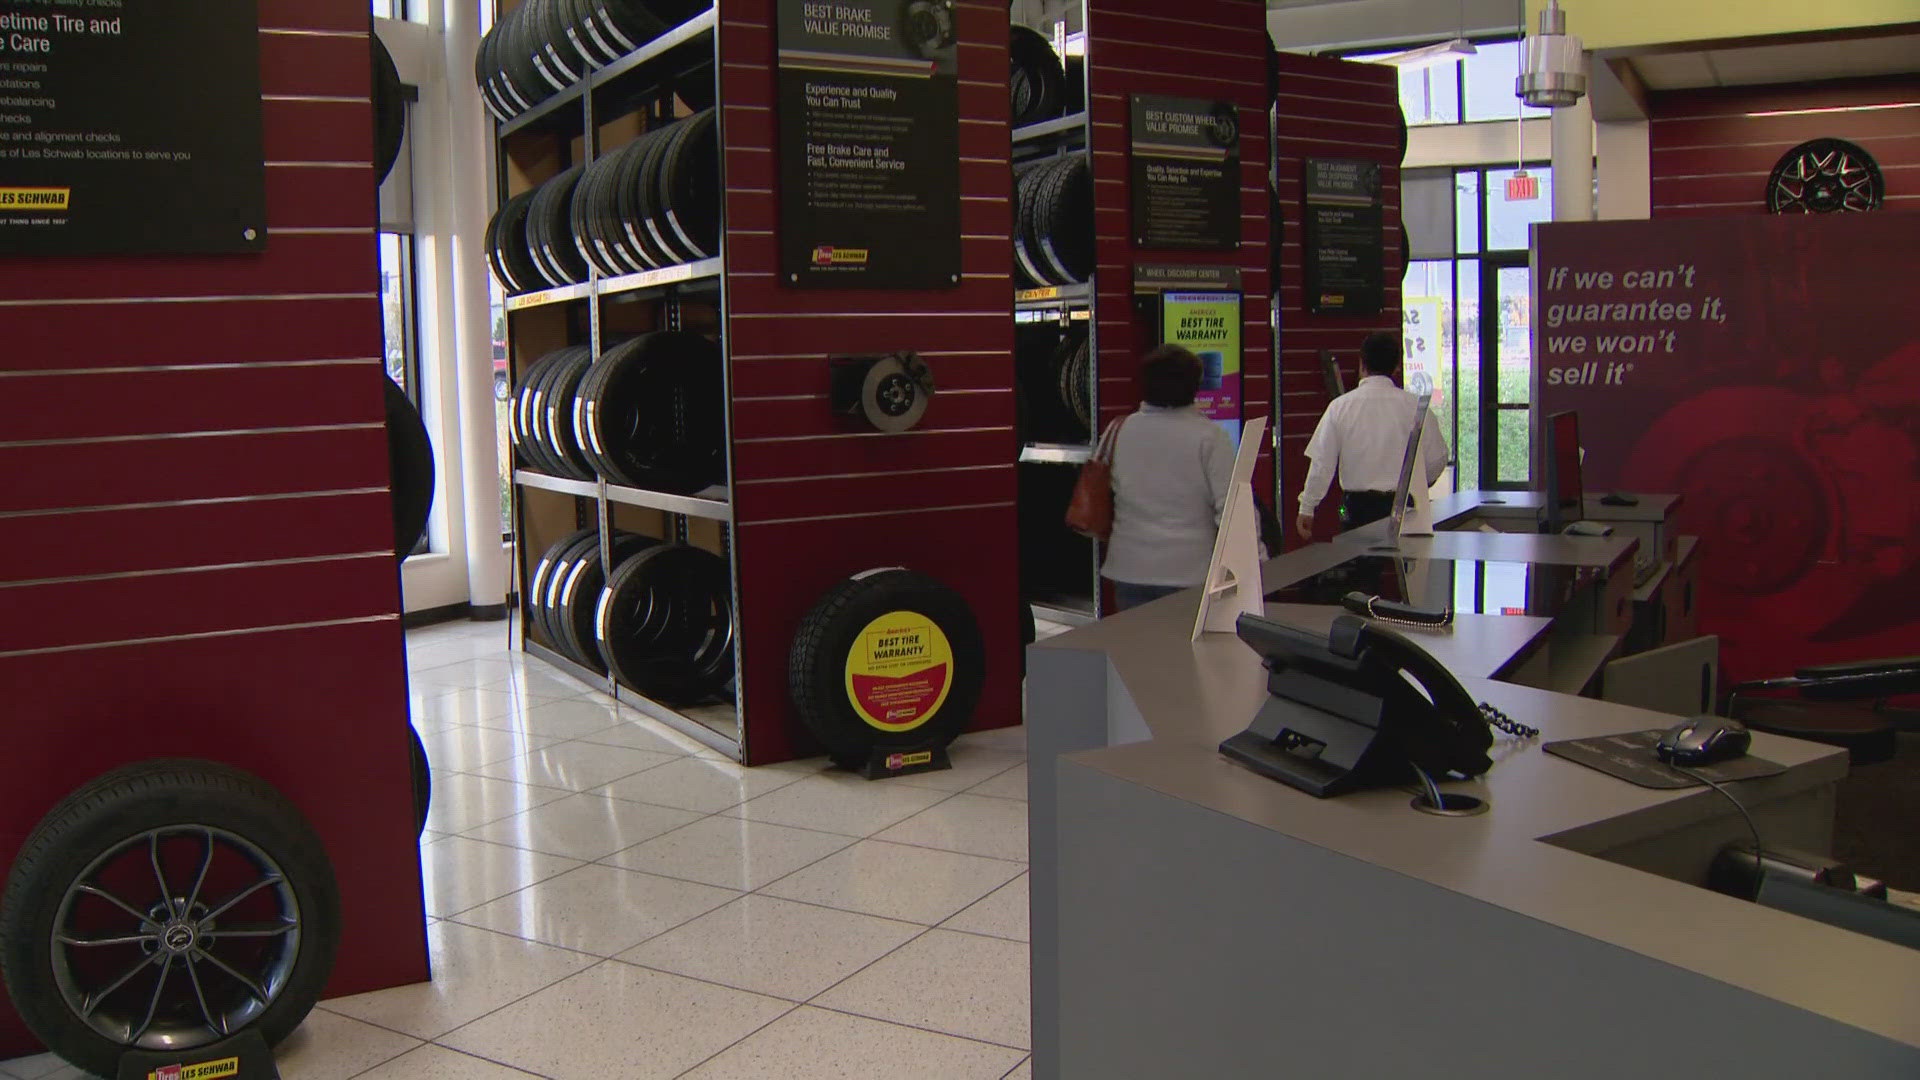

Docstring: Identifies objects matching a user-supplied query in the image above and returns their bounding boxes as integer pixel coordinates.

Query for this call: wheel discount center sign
[0,0,265,256]
[774,0,961,289]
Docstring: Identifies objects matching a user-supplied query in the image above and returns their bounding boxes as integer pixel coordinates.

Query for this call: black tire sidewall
[790,571,986,762]
[0,762,340,1079]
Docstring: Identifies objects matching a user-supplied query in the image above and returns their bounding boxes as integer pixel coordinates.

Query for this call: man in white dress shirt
[1295,331,1449,541]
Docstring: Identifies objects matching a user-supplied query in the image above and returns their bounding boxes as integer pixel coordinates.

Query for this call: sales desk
[1026,517,1920,1078]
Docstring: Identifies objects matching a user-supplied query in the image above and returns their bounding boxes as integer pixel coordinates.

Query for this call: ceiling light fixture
[1517,0,1585,108]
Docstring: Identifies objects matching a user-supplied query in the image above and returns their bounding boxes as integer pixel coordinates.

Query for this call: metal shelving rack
[493,2,742,758]
[1012,19,1099,627]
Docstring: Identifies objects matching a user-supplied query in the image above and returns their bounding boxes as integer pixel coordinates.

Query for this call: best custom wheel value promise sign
[1129,93,1240,250]
[775,0,960,289]
[0,0,265,256]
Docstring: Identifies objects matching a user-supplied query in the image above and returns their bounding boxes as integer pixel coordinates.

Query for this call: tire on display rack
[597,543,736,705]
[384,374,435,557]
[1008,24,1065,127]
[528,528,597,650]
[371,30,406,186]
[556,531,657,672]
[0,760,340,1079]
[580,331,725,494]
[788,568,986,766]
[409,726,431,836]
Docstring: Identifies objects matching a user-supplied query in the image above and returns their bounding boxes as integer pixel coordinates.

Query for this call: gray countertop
[1038,512,1920,1052]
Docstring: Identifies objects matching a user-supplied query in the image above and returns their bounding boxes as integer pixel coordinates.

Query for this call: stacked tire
[485,109,719,295]
[1009,25,1067,127]
[1014,152,1093,288]
[476,0,712,122]
[510,331,725,495]
[1014,323,1090,443]
[526,529,734,704]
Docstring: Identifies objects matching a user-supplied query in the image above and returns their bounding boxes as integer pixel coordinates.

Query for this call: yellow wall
[1525,0,1920,51]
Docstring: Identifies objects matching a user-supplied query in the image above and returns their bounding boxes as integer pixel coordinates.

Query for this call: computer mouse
[1600,492,1639,507]
[1655,717,1751,766]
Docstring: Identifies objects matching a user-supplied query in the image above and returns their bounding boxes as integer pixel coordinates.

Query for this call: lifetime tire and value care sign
[0,0,265,256]
[775,0,960,289]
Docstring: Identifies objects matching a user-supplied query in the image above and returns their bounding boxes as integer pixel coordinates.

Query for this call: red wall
[1651,75,1920,217]
[718,1,1020,765]
[1271,53,1402,540]
[1083,0,1275,500]
[0,0,427,1055]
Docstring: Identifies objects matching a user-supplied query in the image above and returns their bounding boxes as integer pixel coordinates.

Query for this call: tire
[788,569,986,765]
[371,30,406,187]
[409,726,431,836]
[0,760,340,1079]
[384,375,434,557]
[597,543,735,705]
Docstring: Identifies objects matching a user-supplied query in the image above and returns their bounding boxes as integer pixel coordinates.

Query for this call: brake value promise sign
[775,0,960,289]
[0,0,265,256]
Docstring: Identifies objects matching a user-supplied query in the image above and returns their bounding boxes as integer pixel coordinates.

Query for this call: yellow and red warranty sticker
[148,1055,240,1080]
[0,186,69,211]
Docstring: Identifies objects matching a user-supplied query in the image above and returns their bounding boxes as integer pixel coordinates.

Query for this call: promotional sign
[844,610,953,732]
[0,0,265,255]
[776,0,960,288]
[1302,158,1383,315]
[1402,297,1443,406]
[1161,291,1243,442]
[1132,262,1240,293]
[1129,94,1240,250]
[1535,213,1920,685]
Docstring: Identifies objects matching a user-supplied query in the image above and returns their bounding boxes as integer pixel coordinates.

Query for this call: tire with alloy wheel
[789,569,985,765]
[0,760,339,1079]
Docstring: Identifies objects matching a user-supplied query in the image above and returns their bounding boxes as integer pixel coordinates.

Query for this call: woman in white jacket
[1099,345,1236,612]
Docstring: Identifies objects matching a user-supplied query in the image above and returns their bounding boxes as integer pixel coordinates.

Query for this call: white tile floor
[0,619,1042,1080]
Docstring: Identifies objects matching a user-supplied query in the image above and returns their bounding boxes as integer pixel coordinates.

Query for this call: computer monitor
[1542,410,1583,535]
[1385,399,1432,543]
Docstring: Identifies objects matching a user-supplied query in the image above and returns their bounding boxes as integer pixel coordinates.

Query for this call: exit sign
[1506,172,1539,201]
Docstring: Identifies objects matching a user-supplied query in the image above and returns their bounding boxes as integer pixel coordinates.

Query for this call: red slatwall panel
[719,1,1019,765]
[1271,53,1402,541]
[0,6,426,1056]
[1650,76,1920,218]
[1083,1,1274,501]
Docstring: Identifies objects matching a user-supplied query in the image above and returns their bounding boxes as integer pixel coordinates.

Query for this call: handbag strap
[1093,414,1128,465]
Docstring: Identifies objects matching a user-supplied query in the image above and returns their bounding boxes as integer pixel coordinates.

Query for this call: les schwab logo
[810,245,869,267]
[0,186,70,211]
[149,1056,241,1080]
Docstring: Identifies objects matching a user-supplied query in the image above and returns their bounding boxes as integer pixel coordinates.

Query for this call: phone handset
[1328,616,1538,779]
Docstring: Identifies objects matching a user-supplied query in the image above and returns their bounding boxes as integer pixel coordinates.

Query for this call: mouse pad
[1543,729,1786,789]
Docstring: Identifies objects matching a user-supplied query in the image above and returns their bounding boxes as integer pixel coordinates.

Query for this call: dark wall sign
[1129,93,1239,250]
[776,0,961,289]
[1302,157,1383,315]
[0,0,265,256]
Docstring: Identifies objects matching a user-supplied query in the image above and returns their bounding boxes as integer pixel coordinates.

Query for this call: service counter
[1026,494,1920,1078]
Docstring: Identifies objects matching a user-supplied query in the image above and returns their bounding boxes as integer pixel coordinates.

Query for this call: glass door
[1480,255,1532,490]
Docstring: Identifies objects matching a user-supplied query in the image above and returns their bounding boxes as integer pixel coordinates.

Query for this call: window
[1460,40,1548,124]
[378,232,420,399]
[491,277,512,539]
[1342,37,1546,129]
[1400,164,1550,491]
[371,0,405,19]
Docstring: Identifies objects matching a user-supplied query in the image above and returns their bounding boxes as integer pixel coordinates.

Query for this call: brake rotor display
[578,331,725,493]
[596,543,735,704]
[788,568,986,765]
[1767,138,1883,214]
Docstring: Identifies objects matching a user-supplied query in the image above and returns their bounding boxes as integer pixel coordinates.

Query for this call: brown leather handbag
[1065,415,1126,541]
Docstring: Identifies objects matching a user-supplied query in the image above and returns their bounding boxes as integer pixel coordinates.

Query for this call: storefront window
[1460,40,1549,123]
[1486,166,1553,251]
[378,232,419,398]
[491,278,512,540]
